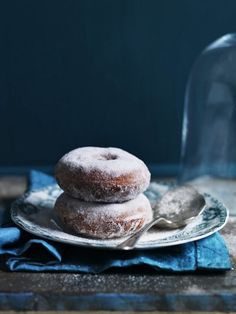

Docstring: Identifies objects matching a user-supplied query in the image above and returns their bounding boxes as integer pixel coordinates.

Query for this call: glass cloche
[180,33,236,182]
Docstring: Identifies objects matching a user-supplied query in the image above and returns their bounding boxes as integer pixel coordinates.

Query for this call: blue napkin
[0,171,231,272]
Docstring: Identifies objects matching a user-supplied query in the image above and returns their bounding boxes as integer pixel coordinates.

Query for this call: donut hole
[100,153,118,161]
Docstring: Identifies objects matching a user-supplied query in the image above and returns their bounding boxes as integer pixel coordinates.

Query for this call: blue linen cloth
[0,171,231,272]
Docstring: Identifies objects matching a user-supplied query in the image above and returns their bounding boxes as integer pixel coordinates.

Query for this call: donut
[54,192,153,239]
[55,147,151,203]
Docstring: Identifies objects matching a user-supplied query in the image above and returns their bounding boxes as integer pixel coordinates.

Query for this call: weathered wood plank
[0,176,27,199]
[1,311,236,314]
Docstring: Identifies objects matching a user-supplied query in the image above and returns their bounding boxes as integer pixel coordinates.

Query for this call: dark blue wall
[0,0,236,174]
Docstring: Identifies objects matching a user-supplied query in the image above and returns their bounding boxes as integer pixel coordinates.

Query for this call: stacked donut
[54,147,152,239]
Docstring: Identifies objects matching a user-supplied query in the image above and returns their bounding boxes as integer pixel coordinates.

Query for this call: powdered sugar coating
[59,147,149,177]
[54,193,153,239]
[55,147,151,202]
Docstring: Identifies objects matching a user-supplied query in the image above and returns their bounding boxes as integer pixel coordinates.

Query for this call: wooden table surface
[0,176,235,312]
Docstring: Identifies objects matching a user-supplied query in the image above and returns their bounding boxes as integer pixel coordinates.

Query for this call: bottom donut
[54,193,153,239]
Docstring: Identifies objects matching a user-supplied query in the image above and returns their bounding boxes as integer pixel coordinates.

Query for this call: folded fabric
[0,171,231,272]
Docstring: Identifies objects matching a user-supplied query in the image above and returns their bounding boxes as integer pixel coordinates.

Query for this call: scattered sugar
[155,185,202,218]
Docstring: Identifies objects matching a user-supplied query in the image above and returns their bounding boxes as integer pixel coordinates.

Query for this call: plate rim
[10,185,229,250]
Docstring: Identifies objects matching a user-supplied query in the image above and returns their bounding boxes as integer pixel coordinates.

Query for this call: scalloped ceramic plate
[11,182,229,250]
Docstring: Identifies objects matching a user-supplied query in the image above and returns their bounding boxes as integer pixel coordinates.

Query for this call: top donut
[55,147,151,203]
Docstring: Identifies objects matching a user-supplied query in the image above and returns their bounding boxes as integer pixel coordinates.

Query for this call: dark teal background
[0,0,235,174]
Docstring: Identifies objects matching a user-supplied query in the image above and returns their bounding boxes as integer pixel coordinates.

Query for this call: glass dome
[179,33,236,182]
